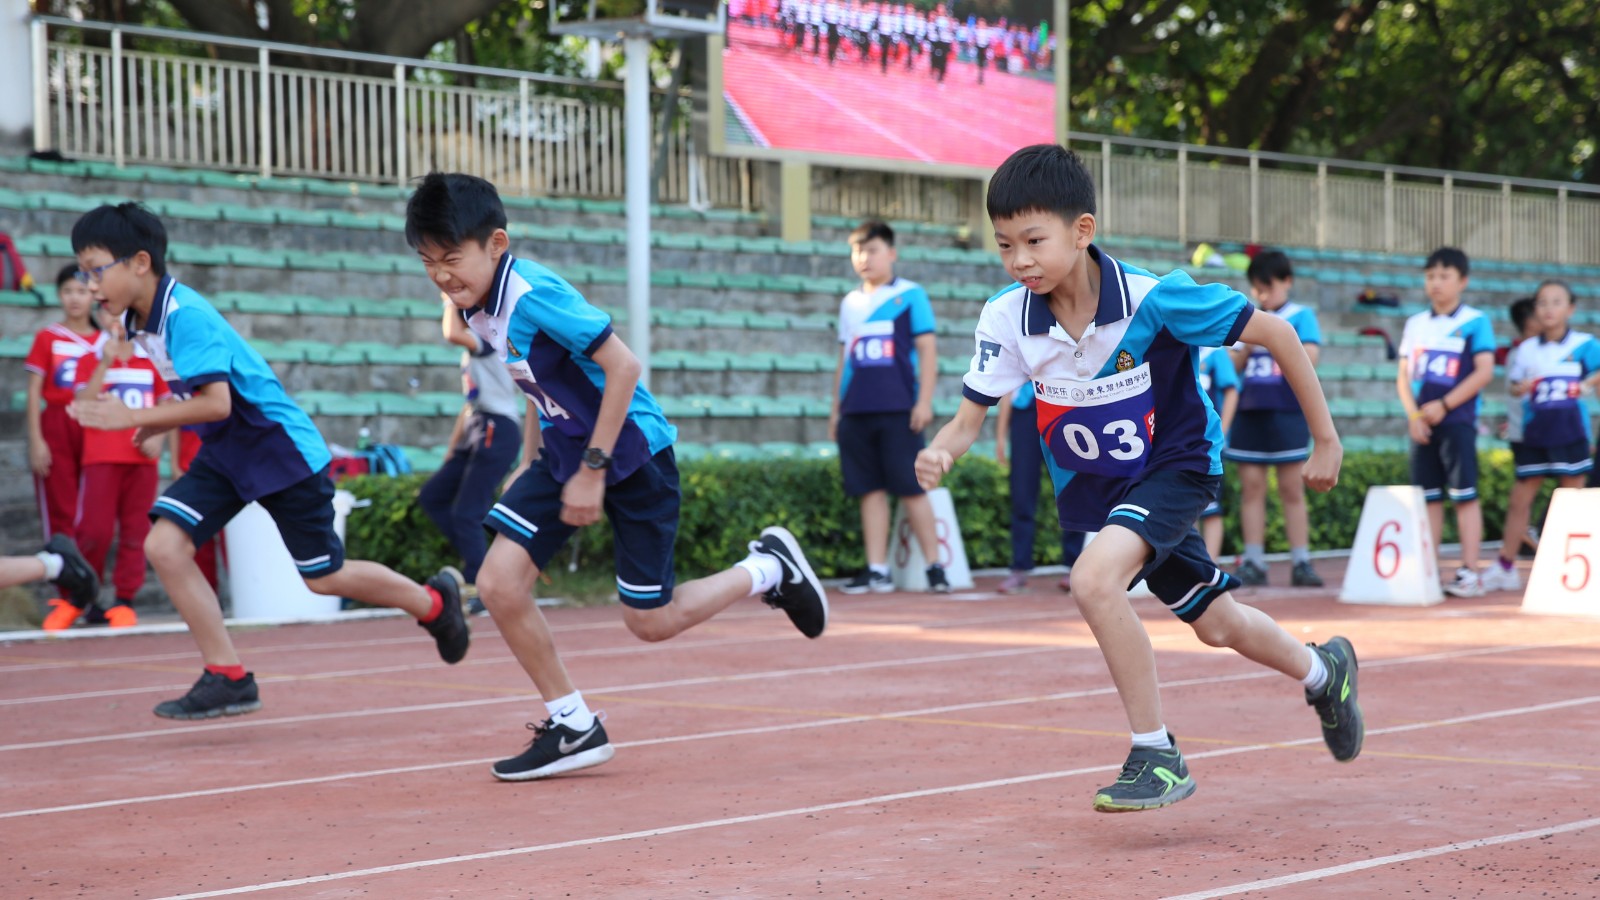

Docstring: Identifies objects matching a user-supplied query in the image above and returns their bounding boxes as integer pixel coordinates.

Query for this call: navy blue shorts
[487,448,680,609]
[1103,468,1240,622]
[152,458,345,578]
[837,411,926,497]
[1199,477,1224,519]
[1512,440,1592,480]
[1411,422,1479,502]
[1223,409,1311,464]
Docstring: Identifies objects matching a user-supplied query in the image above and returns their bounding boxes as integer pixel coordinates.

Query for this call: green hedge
[342,449,1535,584]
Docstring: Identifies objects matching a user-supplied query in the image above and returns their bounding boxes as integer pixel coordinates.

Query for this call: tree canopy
[40,0,1599,183]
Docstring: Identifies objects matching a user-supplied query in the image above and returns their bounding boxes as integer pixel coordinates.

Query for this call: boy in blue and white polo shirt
[69,203,469,721]
[1397,247,1497,598]
[1225,250,1324,587]
[1197,344,1239,560]
[917,145,1361,813]
[404,173,826,783]
[1493,280,1600,591]
[829,220,946,594]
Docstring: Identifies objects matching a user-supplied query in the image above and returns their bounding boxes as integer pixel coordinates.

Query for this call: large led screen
[718,0,1059,169]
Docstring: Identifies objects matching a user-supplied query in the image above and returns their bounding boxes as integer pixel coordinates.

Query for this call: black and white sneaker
[752,526,828,638]
[421,569,471,664]
[492,716,615,781]
[44,534,99,610]
[925,564,951,594]
[154,670,261,720]
[841,569,893,594]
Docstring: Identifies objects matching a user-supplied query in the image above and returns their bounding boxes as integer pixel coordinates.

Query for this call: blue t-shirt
[127,277,330,501]
[961,245,1253,530]
[1398,303,1497,427]
[1506,329,1600,448]
[1237,301,1320,412]
[1199,345,1240,415]
[464,254,675,484]
[837,277,936,415]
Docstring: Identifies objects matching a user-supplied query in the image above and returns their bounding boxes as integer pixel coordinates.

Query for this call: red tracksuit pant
[75,463,158,600]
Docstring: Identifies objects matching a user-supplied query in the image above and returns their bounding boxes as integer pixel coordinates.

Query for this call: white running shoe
[1444,567,1486,598]
[1479,562,1521,593]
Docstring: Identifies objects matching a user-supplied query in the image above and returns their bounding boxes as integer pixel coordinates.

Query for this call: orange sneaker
[106,604,139,628]
[41,598,85,631]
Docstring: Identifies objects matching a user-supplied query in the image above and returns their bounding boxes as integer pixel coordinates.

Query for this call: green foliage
[344,450,1537,591]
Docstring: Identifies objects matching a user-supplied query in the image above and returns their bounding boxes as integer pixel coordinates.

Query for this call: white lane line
[1160,815,1600,900]
[0,645,1066,753]
[144,694,1600,900]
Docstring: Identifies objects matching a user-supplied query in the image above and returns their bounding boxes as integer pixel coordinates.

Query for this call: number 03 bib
[1034,363,1155,479]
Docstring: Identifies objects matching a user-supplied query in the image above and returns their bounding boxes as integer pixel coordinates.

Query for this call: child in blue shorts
[1197,345,1239,560]
[1225,250,1323,587]
[1397,247,1496,597]
[403,173,828,782]
[70,203,470,720]
[917,145,1362,812]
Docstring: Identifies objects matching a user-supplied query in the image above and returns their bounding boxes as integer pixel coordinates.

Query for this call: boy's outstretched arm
[1239,312,1342,491]
[915,398,988,490]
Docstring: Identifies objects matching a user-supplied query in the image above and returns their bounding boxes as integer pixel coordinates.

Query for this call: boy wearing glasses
[69,203,472,719]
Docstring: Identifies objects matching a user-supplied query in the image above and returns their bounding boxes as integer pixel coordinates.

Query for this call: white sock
[868,563,890,576]
[1130,726,1170,749]
[35,552,63,581]
[1301,646,1329,693]
[545,690,596,731]
[737,551,783,596]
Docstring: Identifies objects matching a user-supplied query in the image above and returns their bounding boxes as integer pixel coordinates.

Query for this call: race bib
[1242,349,1282,386]
[1531,363,1583,410]
[1413,337,1465,387]
[104,368,157,410]
[1033,363,1155,478]
[50,342,91,389]
[849,320,896,369]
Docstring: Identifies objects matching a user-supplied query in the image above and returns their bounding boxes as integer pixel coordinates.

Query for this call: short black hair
[1510,296,1535,333]
[1536,279,1575,304]
[848,220,895,247]
[70,202,167,276]
[1424,246,1470,277]
[1246,249,1293,285]
[987,144,1096,223]
[55,263,80,289]
[404,172,508,250]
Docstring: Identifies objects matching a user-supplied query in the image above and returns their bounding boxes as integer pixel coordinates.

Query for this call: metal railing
[32,16,754,208]
[30,16,1600,265]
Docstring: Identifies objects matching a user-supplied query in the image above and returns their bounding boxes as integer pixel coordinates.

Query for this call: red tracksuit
[25,325,106,539]
[73,352,168,601]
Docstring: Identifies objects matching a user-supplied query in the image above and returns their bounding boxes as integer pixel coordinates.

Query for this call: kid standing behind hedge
[403,172,827,782]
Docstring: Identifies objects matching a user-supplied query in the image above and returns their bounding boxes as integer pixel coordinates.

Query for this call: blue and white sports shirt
[1397,303,1496,427]
[961,245,1254,531]
[837,276,936,415]
[1198,345,1240,414]
[464,254,676,484]
[1236,301,1320,412]
[127,276,331,501]
[1505,329,1600,449]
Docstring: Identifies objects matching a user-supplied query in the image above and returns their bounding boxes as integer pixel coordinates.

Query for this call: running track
[2,558,1598,897]
[722,21,1056,168]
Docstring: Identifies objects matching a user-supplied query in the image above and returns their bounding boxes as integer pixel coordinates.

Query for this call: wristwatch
[581,447,612,470]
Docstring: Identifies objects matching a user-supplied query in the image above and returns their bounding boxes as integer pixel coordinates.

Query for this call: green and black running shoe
[1306,636,1363,762]
[1092,737,1197,813]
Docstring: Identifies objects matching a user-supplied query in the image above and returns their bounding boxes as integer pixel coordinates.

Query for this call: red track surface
[721,21,1056,168]
[2,559,1598,898]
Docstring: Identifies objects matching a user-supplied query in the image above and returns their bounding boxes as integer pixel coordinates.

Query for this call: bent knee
[144,523,195,568]
[1190,608,1241,648]
[621,609,677,643]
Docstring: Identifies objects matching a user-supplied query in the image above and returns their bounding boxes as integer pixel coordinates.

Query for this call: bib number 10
[1059,418,1146,462]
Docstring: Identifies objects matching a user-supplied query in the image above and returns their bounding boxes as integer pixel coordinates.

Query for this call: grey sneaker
[1235,559,1269,586]
[1093,737,1197,812]
[1306,637,1363,762]
[925,564,951,594]
[1290,560,1324,587]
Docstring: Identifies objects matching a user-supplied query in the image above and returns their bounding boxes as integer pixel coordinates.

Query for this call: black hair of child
[1424,246,1470,277]
[1246,249,1294,285]
[404,172,509,250]
[70,203,168,277]
[849,220,895,247]
[987,144,1097,224]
